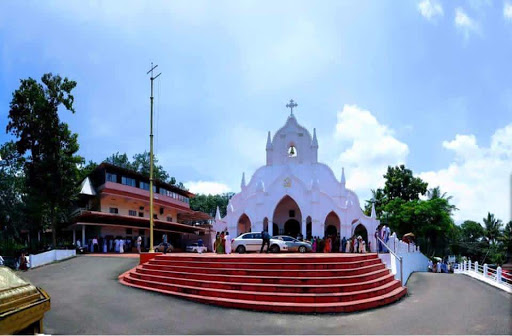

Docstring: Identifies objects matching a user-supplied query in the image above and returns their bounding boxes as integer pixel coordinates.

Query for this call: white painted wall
[29,249,76,268]
[215,114,380,249]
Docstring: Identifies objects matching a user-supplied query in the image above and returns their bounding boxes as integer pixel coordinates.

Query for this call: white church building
[214,101,380,252]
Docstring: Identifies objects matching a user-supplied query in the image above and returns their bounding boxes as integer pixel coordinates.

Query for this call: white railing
[455,260,512,293]
[377,236,403,285]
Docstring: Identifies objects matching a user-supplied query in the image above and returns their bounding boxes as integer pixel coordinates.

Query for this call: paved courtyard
[21,255,512,334]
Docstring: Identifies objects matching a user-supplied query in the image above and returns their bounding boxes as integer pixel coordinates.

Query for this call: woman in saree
[217,232,225,254]
[214,233,221,253]
[311,237,317,253]
[324,236,332,253]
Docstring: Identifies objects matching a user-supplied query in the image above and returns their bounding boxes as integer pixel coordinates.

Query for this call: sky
[1,0,511,224]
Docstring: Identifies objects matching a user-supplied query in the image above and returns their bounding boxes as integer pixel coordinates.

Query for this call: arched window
[288,145,297,157]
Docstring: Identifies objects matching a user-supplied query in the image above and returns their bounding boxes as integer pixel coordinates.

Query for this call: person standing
[92,237,98,253]
[341,236,347,253]
[260,229,270,253]
[162,233,169,254]
[214,232,220,253]
[312,237,317,253]
[137,235,142,254]
[224,232,231,254]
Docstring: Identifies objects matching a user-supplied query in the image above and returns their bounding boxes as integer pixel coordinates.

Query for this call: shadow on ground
[21,255,512,335]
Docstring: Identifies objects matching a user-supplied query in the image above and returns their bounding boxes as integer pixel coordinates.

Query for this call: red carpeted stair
[119,253,407,313]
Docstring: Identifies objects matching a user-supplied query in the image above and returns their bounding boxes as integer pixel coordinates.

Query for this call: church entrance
[272,195,302,238]
[353,224,368,242]
[284,219,301,237]
[324,212,341,238]
[237,214,251,236]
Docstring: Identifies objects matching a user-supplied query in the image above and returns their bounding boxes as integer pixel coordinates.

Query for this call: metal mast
[147,62,161,253]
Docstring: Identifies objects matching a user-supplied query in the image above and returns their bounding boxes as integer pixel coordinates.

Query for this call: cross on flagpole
[286,99,298,116]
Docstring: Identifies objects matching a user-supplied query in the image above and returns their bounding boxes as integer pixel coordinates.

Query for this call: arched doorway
[324,212,341,238]
[284,219,301,237]
[273,223,279,236]
[272,195,302,237]
[306,216,312,240]
[237,214,251,236]
[353,224,368,242]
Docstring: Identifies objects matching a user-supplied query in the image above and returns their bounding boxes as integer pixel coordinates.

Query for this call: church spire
[215,206,222,221]
[241,172,246,190]
[312,128,318,148]
[266,131,272,150]
[341,167,346,188]
[371,202,377,219]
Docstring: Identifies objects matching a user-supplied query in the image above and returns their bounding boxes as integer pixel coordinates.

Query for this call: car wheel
[236,245,246,254]
[270,245,280,253]
[154,248,159,252]
[298,246,306,253]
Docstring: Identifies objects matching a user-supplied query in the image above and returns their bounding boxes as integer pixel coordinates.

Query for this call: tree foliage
[6,73,83,247]
[189,193,235,217]
[105,151,180,187]
[382,165,428,202]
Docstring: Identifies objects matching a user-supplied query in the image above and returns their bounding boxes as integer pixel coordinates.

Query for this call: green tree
[189,193,235,217]
[0,141,26,240]
[132,151,170,182]
[6,73,83,247]
[105,152,134,170]
[364,188,387,218]
[460,220,485,242]
[483,212,502,245]
[78,160,98,181]
[382,164,428,202]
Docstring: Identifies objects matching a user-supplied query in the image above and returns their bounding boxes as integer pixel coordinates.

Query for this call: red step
[120,276,407,313]
[147,258,382,270]
[141,263,385,277]
[119,254,407,313]
[130,271,397,293]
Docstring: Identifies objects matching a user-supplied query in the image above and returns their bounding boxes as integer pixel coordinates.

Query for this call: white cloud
[333,104,409,197]
[505,2,512,20]
[420,124,512,222]
[454,7,480,40]
[331,105,511,223]
[185,181,231,195]
[418,0,444,21]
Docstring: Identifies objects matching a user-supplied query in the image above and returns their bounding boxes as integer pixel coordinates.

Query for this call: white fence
[29,249,76,268]
[378,232,429,285]
[455,260,512,293]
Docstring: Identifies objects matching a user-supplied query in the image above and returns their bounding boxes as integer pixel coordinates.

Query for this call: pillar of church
[82,224,86,247]
[252,219,263,233]
[301,219,307,239]
[73,229,76,245]
[311,219,323,238]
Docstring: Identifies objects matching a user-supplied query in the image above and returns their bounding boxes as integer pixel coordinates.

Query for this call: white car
[186,243,207,253]
[231,232,288,253]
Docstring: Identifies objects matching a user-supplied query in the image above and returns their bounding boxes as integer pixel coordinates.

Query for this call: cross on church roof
[286,99,298,116]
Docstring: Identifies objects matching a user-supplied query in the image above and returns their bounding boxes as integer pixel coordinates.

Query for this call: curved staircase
[119,253,407,313]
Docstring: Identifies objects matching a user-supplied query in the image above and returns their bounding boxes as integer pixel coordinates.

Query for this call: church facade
[214,104,380,252]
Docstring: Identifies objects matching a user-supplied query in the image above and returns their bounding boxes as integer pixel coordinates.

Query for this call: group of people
[310,235,369,253]
[375,225,391,253]
[428,259,453,273]
[214,230,232,254]
[76,235,144,254]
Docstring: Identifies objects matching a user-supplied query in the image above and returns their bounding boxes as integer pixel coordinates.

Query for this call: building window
[106,172,117,183]
[126,228,132,235]
[289,210,295,218]
[160,188,168,195]
[122,176,136,187]
[288,145,297,157]
[129,210,137,216]
[138,212,144,217]
[140,182,150,191]
[109,207,119,214]
[153,214,158,220]
[167,216,172,222]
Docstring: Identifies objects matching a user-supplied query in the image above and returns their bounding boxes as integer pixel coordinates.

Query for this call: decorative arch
[306,216,312,240]
[272,195,302,237]
[237,214,251,236]
[353,223,368,243]
[324,211,341,238]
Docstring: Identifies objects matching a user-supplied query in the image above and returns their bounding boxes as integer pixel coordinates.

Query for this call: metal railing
[377,236,403,285]
[456,260,512,291]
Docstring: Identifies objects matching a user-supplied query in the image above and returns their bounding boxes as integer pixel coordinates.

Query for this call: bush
[0,239,26,256]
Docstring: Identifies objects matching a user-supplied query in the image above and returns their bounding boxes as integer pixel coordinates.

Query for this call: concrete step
[120,276,407,313]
